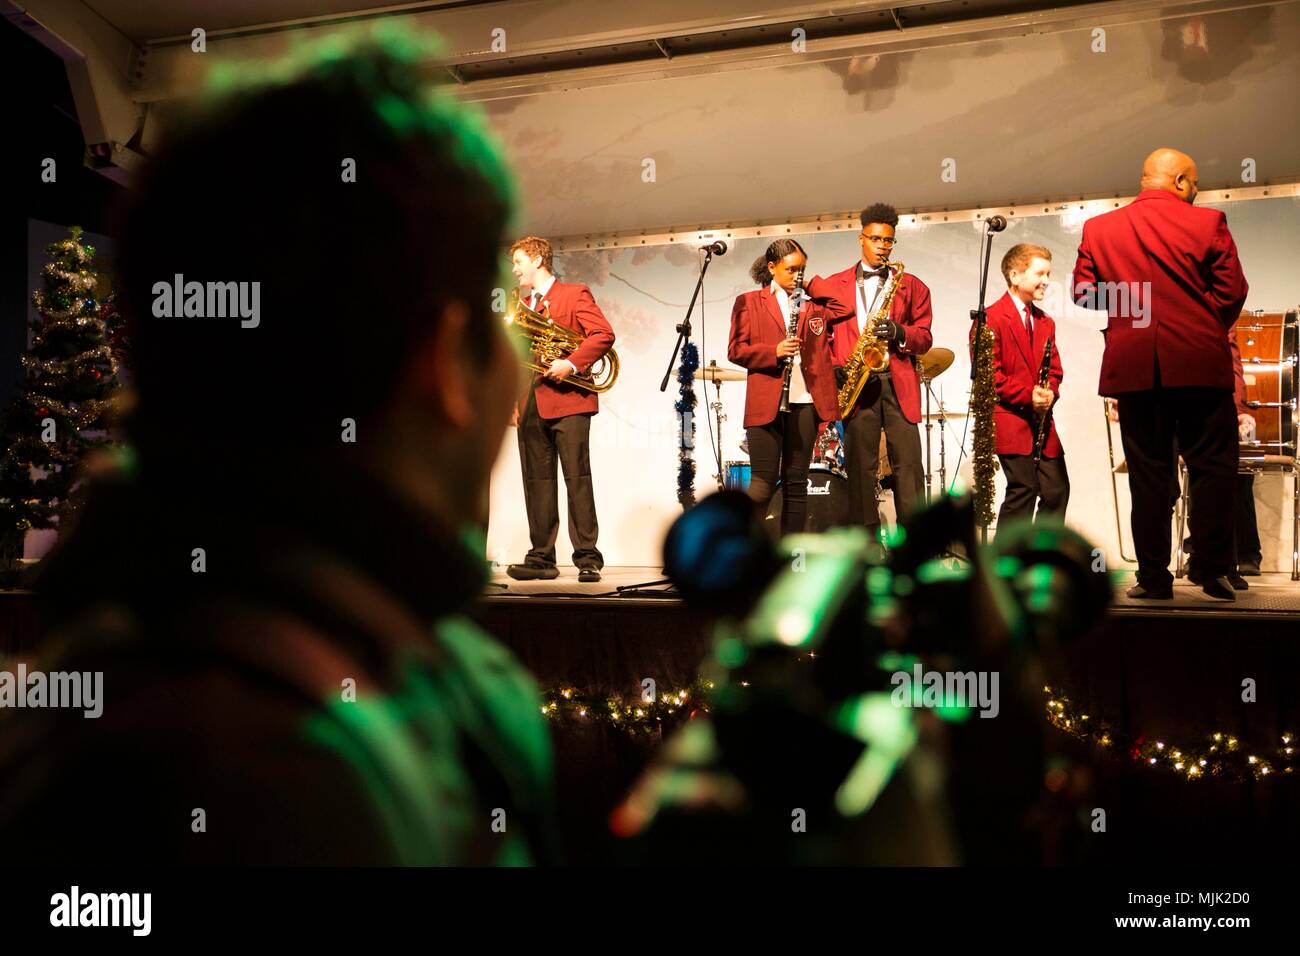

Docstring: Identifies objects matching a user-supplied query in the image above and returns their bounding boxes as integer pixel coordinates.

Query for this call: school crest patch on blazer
[809,317,825,336]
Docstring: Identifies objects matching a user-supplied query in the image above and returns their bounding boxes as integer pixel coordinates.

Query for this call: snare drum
[1237,310,1298,461]
[723,460,752,492]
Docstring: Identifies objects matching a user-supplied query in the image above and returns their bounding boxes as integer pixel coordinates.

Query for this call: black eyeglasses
[862,235,897,246]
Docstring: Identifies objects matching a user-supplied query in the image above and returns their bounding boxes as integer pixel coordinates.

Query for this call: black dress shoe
[506,563,559,581]
[1126,583,1173,600]
[578,567,601,583]
[1189,570,1247,595]
[1199,575,1236,601]
[1237,561,1261,577]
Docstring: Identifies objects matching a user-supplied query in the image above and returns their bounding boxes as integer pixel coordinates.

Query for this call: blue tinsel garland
[674,342,699,509]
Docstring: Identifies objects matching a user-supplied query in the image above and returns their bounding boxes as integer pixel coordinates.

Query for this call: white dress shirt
[770,281,813,405]
[526,274,556,310]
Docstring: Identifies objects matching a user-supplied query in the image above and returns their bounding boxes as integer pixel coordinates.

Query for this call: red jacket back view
[1071,189,1248,396]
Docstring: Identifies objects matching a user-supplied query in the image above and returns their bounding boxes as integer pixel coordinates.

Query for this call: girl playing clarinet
[727,239,852,534]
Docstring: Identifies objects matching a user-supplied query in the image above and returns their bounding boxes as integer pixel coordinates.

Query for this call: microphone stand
[623,246,725,599]
[969,223,998,384]
[659,245,720,392]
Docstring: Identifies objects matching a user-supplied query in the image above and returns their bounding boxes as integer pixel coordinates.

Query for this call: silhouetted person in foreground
[0,28,557,864]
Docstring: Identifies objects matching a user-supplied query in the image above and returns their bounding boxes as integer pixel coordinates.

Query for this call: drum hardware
[917,347,971,504]
[922,379,961,505]
[698,365,746,383]
[700,359,745,492]
[1104,399,1139,564]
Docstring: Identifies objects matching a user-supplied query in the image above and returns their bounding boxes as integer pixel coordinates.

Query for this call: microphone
[986,215,1008,232]
[699,240,728,256]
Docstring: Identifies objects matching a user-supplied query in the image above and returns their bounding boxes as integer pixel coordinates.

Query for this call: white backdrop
[487,195,1299,570]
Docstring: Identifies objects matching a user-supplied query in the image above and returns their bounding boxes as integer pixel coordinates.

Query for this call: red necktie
[1024,306,1034,340]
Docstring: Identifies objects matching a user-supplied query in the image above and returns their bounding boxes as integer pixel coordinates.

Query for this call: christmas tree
[0,226,122,583]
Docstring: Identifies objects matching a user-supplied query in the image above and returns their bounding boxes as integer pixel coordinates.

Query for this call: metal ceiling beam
[546,182,1300,253]
[4,0,145,180]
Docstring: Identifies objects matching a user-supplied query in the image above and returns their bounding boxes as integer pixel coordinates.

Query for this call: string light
[1044,686,1295,782]
[540,680,713,736]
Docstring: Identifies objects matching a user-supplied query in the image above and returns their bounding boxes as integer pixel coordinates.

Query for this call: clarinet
[1031,335,1054,463]
[778,269,808,413]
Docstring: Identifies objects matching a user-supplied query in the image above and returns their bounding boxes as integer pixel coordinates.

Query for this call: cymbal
[918,348,955,380]
[698,365,746,382]
[929,408,971,419]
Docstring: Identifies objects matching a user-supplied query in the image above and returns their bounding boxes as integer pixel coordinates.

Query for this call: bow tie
[861,265,889,278]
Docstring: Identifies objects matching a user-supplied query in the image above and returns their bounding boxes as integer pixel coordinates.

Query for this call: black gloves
[833,365,847,388]
[873,318,905,346]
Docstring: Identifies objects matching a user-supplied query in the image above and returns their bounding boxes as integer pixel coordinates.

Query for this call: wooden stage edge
[485,565,1300,621]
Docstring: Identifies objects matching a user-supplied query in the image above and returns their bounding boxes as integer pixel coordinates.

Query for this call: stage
[486,564,1300,613]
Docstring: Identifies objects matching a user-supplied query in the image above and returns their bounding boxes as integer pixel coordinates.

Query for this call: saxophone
[835,260,905,419]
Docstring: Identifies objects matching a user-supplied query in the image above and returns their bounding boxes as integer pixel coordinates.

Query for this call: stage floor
[485,566,676,601]
[1110,571,1300,616]
[486,565,1300,615]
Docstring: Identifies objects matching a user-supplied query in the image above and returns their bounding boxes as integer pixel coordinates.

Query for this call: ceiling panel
[479,4,1300,237]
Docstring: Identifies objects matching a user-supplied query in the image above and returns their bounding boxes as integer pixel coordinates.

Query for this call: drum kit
[700,349,970,535]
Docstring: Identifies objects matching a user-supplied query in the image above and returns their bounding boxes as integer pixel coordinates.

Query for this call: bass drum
[763,467,850,533]
[1236,310,1298,461]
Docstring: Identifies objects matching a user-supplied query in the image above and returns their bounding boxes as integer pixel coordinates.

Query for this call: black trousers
[844,372,924,527]
[746,402,819,536]
[996,454,1070,531]
[1118,386,1237,587]
[517,387,603,569]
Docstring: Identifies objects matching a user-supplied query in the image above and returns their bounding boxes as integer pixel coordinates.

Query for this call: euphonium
[835,260,905,419]
[505,290,619,393]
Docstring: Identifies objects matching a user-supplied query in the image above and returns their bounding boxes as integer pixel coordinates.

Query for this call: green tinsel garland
[970,323,997,530]
[1045,686,1295,783]
[541,679,714,736]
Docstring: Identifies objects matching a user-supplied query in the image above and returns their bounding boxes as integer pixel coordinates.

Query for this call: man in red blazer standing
[984,244,1068,528]
[506,236,616,582]
[823,203,933,530]
[1072,148,1248,601]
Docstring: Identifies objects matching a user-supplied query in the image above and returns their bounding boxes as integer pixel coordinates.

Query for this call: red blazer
[822,265,934,424]
[727,276,852,427]
[979,292,1064,458]
[521,280,616,420]
[1071,189,1248,396]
